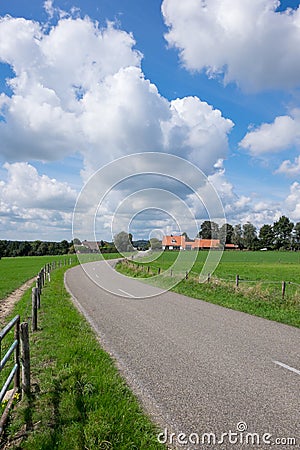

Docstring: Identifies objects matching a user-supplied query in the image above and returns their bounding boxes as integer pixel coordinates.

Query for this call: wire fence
[21,257,76,327]
[122,259,300,300]
[0,256,76,436]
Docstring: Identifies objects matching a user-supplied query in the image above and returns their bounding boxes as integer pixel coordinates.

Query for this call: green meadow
[0,253,122,301]
[139,250,300,282]
[0,255,78,301]
[118,250,300,328]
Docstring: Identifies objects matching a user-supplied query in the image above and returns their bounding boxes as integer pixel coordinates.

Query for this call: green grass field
[117,250,300,328]
[0,253,122,301]
[135,250,300,282]
[0,255,78,300]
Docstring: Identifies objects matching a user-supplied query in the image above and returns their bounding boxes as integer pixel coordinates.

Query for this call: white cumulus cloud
[0,162,77,240]
[0,13,142,162]
[162,0,300,91]
[0,10,233,179]
[240,109,300,156]
[286,182,300,220]
[0,162,77,210]
[275,155,300,177]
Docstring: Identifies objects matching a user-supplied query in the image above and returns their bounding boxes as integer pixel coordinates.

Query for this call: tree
[273,216,294,250]
[37,242,50,256]
[68,244,76,254]
[293,222,300,250]
[181,232,191,241]
[199,221,219,239]
[114,231,134,253]
[31,240,42,254]
[259,224,274,249]
[219,223,234,246]
[18,241,31,256]
[243,222,257,250]
[0,241,5,259]
[150,238,162,251]
[60,240,70,254]
[232,224,243,249]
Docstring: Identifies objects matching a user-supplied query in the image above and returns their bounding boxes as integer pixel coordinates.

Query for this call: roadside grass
[117,251,300,328]
[0,255,77,301]
[1,260,164,449]
[173,278,300,328]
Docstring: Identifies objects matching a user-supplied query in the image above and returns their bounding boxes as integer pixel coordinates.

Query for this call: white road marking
[118,289,136,298]
[273,361,300,376]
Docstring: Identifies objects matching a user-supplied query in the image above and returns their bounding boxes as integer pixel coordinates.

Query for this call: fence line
[0,256,75,436]
[0,315,20,435]
[123,259,299,300]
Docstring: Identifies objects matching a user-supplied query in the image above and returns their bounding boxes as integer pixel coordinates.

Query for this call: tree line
[196,216,300,250]
[1,214,299,258]
[0,239,73,258]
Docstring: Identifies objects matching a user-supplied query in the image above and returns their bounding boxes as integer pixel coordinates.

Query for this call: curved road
[65,260,300,449]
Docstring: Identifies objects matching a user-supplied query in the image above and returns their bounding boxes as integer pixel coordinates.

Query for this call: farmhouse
[162,235,238,250]
[81,240,99,252]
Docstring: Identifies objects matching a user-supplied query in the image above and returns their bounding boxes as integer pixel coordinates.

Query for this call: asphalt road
[65,260,300,449]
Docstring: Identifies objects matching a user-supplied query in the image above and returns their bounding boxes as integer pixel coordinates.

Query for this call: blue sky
[0,0,300,241]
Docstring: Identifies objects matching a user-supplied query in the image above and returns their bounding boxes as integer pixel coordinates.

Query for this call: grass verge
[1,264,164,449]
[117,260,300,328]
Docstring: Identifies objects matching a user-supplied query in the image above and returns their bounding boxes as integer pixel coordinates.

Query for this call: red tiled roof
[162,236,220,249]
[196,239,220,248]
[162,236,239,249]
[162,235,184,246]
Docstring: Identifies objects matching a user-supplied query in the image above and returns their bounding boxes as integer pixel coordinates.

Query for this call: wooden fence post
[282,281,286,299]
[207,273,211,283]
[14,318,20,393]
[20,322,30,397]
[40,270,44,288]
[31,288,38,332]
[236,274,239,287]
[36,277,41,308]
[185,271,188,280]
[158,267,161,275]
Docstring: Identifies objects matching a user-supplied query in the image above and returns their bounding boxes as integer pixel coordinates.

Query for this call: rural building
[81,240,99,252]
[162,235,238,250]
